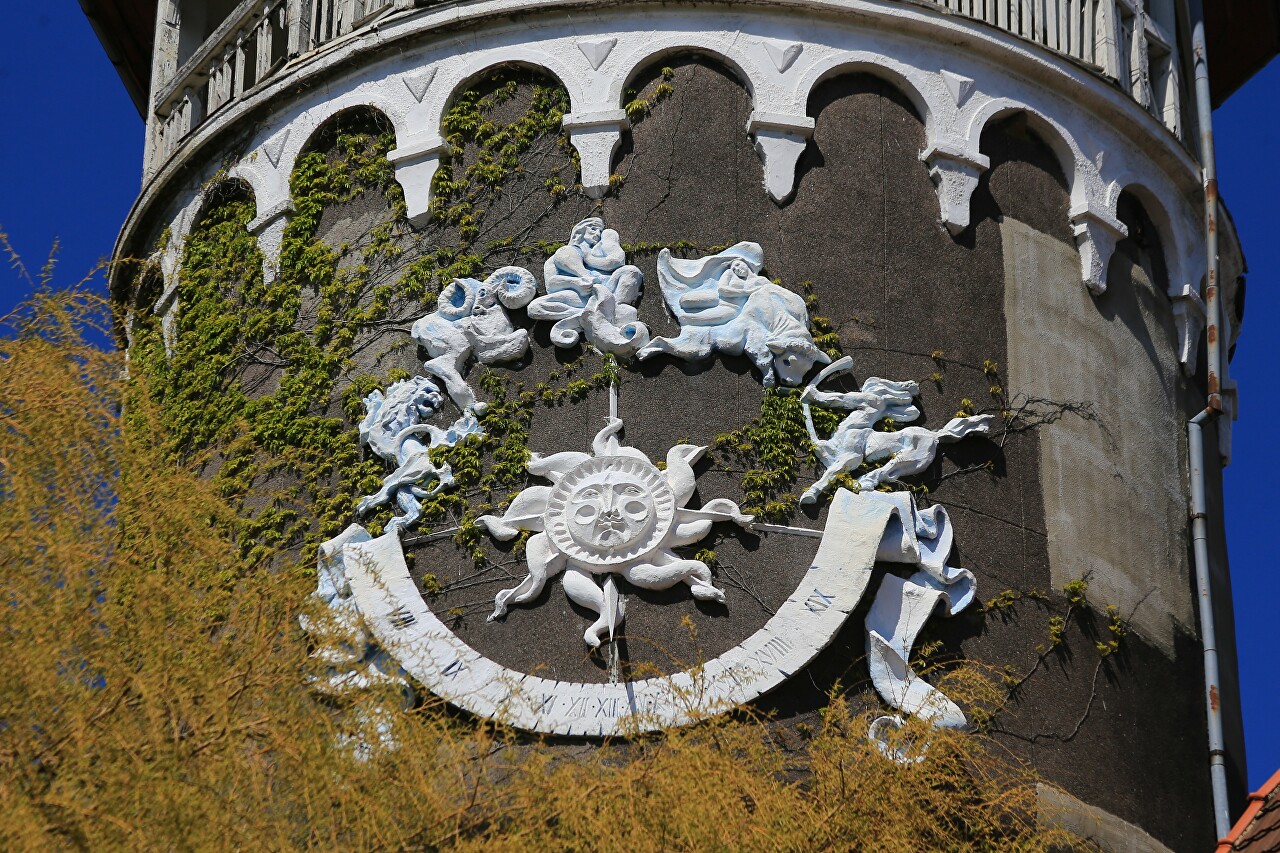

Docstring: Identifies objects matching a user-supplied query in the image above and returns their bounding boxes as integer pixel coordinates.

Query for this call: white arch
[275,94,412,185]
[150,176,258,355]
[967,99,1126,294]
[1106,179,1206,374]
[796,52,940,136]
[610,38,763,110]
[966,99,1087,200]
[1112,182,1181,287]
[434,49,586,128]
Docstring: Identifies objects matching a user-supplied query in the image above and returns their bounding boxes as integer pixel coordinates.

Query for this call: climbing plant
[128,71,587,569]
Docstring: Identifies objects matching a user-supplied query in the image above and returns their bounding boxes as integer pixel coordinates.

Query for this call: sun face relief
[547,456,675,565]
[566,475,649,550]
[475,419,753,647]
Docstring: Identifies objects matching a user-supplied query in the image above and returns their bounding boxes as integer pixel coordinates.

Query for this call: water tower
[86,0,1274,848]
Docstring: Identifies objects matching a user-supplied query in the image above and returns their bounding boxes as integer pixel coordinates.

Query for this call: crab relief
[477,418,753,647]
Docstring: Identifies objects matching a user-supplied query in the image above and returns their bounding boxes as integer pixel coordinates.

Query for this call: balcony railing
[145,0,1188,176]
[150,0,399,171]
[927,0,1183,136]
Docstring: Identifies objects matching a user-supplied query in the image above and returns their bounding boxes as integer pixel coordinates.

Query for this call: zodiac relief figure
[411,267,537,413]
[528,217,650,357]
[637,242,831,386]
[356,376,483,533]
[476,418,753,647]
[800,356,996,503]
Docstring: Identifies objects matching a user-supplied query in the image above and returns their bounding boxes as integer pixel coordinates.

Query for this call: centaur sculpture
[800,356,996,503]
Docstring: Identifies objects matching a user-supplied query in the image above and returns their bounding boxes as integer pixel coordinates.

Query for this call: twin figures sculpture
[409,216,833,404]
[354,216,995,646]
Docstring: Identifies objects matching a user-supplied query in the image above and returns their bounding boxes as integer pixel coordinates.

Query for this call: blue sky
[3,5,1276,792]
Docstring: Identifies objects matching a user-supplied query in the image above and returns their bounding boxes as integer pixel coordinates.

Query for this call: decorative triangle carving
[940,70,975,107]
[403,68,437,103]
[263,129,290,168]
[764,41,803,73]
[578,38,617,71]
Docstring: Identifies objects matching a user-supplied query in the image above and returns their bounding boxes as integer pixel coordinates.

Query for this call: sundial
[307,218,988,746]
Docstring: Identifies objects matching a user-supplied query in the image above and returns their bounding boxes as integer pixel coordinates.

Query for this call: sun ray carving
[477,418,753,646]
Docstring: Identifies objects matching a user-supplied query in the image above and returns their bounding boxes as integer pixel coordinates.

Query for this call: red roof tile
[1219,768,1280,852]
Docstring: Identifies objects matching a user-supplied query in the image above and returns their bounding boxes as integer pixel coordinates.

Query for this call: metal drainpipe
[1187,0,1230,840]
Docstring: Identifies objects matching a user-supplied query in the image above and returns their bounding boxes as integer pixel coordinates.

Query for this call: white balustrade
[144,0,1188,177]
[930,0,1182,135]
[309,0,395,49]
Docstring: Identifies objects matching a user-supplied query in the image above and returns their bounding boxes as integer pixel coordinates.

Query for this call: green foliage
[1063,578,1088,606]
[803,280,843,359]
[714,389,822,521]
[984,587,1049,612]
[1096,604,1127,657]
[128,71,591,566]
[623,65,678,121]
[435,75,576,238]
[1046,615,1067,647]
[0,293,1086,849]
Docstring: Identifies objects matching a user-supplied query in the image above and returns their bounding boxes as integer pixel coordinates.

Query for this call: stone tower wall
[115,5,1246,850]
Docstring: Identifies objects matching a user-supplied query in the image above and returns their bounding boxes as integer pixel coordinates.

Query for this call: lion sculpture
[356,376,482,532]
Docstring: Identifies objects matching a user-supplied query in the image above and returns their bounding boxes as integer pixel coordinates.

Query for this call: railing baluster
[314,0,328,48]
[1074,0,1083,58]
[1059,0,1070,54]
[1094,0,1110,72]
[257,16,272,82]
[207,57,222,113]
[231,33,246,99]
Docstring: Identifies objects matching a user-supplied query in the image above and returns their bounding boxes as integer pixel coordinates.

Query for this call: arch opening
[618,46,755,111]
[973,112,1074,244]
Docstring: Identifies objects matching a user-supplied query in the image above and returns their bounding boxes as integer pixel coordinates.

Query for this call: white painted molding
[1070,207,1129,295]
[939,69,975,107]
[388,133,448,226]
[262,129,291,168]
[578,37,618,71]
[921,146,990,235]
[1171,283,1206,376]
[563,110,630,199]
[763,40,805,73]
[402,68,437,103]
[747,112,815,205]
[247,199,294,285]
